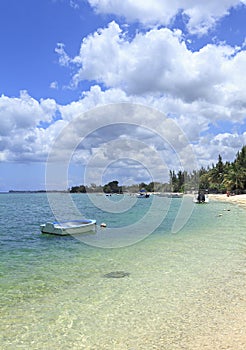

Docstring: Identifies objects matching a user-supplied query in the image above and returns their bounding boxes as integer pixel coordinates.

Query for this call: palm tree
[223,163,245,193]
[207,154,225,192]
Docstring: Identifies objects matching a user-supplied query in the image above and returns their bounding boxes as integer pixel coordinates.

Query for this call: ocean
[1,193,246,349]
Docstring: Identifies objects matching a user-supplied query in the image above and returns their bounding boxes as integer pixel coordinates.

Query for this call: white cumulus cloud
[0,90,57,135]
[57,22,246,126]
[0,91,62,162]
[88,0,245,35]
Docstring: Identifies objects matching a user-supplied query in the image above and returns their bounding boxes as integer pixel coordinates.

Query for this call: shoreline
[208,193,246,210]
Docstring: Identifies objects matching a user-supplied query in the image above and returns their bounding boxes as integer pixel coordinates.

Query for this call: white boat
[193,193,209,204]
[136,188,150,198]
[40,219,96,235]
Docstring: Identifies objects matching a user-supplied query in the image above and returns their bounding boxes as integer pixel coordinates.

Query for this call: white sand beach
[209,193,246,210]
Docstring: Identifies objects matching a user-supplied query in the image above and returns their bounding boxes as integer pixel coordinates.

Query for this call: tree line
[70,145,246,194]
[170,145,246,194]
[198,145,246,194]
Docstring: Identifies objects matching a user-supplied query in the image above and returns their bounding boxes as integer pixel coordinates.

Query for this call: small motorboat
[136,188,150,198]
[193,192,209,204]
[136,193,150,198]
[40,219,96,235]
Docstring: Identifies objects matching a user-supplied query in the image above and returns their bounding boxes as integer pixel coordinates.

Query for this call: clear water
[1,193,246,349]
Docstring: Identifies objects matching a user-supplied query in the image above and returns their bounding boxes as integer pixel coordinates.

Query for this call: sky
[0,0,246,191]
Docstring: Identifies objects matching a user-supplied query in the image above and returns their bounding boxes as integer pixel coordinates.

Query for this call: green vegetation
[69,145,246,194]
[170,145,246,194]
[70,185,87,193]
[103,181,122,194]
[199,145,246,194]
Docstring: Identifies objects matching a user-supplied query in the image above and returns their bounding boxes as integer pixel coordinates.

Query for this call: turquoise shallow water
[1,193,246,349]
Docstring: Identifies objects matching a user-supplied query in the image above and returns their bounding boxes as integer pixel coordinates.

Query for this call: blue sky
[0,0,246,191]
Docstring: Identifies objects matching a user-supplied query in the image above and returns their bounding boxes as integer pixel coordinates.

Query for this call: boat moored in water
[40,219,97,235]
[136,188,150,198]
[136,193,150,198]
[193,192,209,204]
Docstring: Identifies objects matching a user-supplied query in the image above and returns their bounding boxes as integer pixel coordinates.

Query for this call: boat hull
[136,193,150,198]
[40,219,96,235]
[193,196,209,204]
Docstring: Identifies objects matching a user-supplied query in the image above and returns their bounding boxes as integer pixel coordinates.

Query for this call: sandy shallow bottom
[1,194,246,349]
